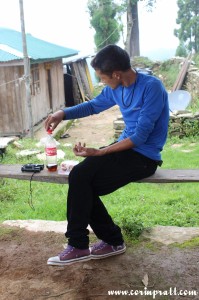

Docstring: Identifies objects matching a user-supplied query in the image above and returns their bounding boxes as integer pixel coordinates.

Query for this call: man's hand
[73,142,102,157]
[44,110,65,131]
[73,138,134,157]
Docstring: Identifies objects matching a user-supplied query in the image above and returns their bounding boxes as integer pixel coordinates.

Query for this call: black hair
[91,44,131,76]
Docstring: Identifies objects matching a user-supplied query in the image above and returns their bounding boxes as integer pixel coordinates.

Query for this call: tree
[87,0,121,51]
[125,0,156,57]
[125,0,140,57]
[174,0,199,53]
[87,0,156,57]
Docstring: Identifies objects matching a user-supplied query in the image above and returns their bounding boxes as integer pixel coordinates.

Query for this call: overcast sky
[0,0,179,59]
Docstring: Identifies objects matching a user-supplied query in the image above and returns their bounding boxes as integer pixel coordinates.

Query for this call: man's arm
[44,87,115,131]
[73,138,135,157]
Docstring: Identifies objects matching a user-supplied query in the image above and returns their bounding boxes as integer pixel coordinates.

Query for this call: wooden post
[172,53,192,92]
[19,0,33,138]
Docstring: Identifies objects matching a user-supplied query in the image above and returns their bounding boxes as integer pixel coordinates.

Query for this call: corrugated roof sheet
[0,48,20,61]
[0,28,78,63]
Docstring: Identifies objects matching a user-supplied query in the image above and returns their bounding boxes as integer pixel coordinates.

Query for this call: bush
[175,43,188,57]
[121,217,144,240]
[193,53,199,68]
[131,56,154,69]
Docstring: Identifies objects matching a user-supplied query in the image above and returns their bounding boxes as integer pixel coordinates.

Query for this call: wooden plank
[4,66,24,135]
[1,165,199,184]
[139,169,199,183]
[83,60,94,95]
[0,164,68,184]
[72,62,85,102]
[0,67,6,134]
[175,57,191,90]
[79,61,93,99]
[172,53,192,91]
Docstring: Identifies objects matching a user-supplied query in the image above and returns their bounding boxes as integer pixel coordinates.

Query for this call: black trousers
[65,149,158,249]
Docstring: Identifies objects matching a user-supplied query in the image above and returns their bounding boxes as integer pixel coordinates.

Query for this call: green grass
[153,60,179,91]
[0,138,77,221]
[1,136,199,236]
[171,237,199,249]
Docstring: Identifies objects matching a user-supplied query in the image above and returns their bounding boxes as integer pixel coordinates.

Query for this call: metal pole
[19,0,33,138]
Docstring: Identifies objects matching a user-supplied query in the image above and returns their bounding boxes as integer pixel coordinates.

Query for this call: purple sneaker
[47,245,91,266]
[91,240,126,259]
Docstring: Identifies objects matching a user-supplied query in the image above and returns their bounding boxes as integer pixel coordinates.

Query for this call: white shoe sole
[47,255,91,266]
[91,246,126,260]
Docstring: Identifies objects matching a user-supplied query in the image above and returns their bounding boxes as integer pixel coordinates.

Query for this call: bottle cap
[47,129,53,134]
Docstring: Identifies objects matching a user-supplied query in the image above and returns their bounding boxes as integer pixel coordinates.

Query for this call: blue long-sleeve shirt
[62,73,169,161]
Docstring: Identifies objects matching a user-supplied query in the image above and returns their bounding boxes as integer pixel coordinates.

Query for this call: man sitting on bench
[44,44,169,266]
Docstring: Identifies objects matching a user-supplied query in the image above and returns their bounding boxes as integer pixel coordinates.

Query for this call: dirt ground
[0,225,198,300]
[1,107,199,300]
[59,106,120,148]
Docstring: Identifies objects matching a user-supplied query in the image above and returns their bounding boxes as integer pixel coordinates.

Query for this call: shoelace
[59,246,74,257]
[92,241,107,250]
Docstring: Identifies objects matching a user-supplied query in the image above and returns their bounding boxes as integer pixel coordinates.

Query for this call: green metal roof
[0,28,78,63]
[0,48,20,61]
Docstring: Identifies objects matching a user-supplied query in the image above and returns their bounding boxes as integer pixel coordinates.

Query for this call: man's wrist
[97,147,108,156]
[59,109,66,120]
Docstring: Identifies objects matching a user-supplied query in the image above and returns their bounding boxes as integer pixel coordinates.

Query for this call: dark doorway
[64,64,75,107]
[47,69,53,110]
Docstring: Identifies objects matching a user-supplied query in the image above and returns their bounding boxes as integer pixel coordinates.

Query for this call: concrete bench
[1,164,199,184]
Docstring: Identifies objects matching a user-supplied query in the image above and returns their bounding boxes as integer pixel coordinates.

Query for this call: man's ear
[112,71,120,80]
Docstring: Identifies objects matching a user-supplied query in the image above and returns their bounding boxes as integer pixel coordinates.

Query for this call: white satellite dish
[168,90,191,112]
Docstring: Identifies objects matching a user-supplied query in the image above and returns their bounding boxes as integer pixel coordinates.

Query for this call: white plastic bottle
[45,129,57,172]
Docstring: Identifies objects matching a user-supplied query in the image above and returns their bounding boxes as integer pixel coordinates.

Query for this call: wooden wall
[31,60,65,126]
[0,59,65,136]
[0,65,24,135]
[50,60,65,111]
